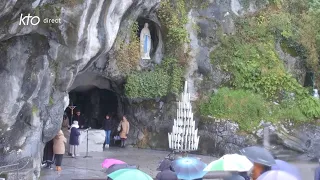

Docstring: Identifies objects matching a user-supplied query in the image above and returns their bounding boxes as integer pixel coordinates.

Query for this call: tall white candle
[170,134,172,148]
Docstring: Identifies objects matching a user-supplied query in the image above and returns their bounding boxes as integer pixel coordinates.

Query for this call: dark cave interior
[65,86,118,129]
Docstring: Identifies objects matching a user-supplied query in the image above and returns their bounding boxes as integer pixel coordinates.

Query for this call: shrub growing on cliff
[207,3,320,123]
[157,0,189,49]
[125,57,183,98]
[199,88,320,131]
[200,88,268,130]
[115,22,140,75]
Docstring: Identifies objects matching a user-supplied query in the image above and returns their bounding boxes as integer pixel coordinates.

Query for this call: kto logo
[19,13,40,25]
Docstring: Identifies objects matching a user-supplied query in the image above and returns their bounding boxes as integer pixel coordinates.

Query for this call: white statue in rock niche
[140,23,151,59]
[313,89,319,99]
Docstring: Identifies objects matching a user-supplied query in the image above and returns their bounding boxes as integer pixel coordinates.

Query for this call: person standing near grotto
[251,163,271,180]
[69,121,80,157]
[74,110,86,129]
[62,113,70,155]
[315,159,320,180]
[118,115,130,148]
[53,130,67,171]
[103,114,113,150]
[42,139,54,169]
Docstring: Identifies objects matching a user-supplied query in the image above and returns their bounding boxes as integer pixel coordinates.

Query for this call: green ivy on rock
[124,0,189,99]
[125,58,183,98]
[202,1,320,128]
[200,88,320,130]
[200,88,269,130]
[115,22,140,75]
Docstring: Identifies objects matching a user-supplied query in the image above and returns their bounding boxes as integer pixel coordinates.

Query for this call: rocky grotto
[1,0,320,179]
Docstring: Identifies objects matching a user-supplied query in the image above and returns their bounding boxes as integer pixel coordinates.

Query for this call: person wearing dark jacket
[74,110,85,129]
[238,171,250,180]
[315,159,320,180]
[156,159,178,180]
[103,114,113,149]
[42,139,54,169]
[69,121,80,157]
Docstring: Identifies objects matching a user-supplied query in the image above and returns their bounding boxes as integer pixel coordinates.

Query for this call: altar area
[65,129,106,153]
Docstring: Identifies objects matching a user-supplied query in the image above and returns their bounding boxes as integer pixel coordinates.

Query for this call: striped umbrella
[204,154,253,172]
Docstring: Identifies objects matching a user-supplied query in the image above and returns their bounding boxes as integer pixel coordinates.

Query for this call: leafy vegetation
[32,106,38,114]
[124,0,189,99]
[157,0,189,51]
[200,88,268,130]
[200,88,320,130]
[125,58,183,98]
[201,0,320,129]
[115,22,140,75]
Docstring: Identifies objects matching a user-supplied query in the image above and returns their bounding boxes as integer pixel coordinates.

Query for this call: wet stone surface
[40,147,318,180]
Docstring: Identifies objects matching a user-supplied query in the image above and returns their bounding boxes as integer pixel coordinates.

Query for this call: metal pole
[263,126,270,150]
[83,128,92,158]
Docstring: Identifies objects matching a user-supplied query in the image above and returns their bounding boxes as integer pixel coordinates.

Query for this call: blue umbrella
[171,157,207,180]
[257,170,298,180]
[271,160,301,180]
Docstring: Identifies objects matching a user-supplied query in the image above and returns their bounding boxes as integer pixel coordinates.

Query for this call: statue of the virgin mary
[140,23,151,59]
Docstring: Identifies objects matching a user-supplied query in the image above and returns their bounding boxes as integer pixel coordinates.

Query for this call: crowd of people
[42,110,130,172]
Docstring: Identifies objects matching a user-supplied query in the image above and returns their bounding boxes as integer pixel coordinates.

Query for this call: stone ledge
[78,129,105,153]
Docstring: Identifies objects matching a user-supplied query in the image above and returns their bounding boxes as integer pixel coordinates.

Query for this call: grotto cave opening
[137,17,159,57]
[65,85,118,129]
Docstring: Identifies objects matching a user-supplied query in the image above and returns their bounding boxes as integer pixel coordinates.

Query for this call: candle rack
[168,81,200,153]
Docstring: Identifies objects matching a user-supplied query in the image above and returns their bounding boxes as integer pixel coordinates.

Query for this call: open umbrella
[106,164,137,174]
[102,159,126,169]
[271,160,301,180]
[239,146,276,166]
[223,174,245,180]
[204,154,253,172]
[157,159,173,171]
[108,169,153,180]
[257,170,298,180]
[171,157,207,180]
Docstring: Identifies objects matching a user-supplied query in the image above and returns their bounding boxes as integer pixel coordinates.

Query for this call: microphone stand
[83,127,92,158]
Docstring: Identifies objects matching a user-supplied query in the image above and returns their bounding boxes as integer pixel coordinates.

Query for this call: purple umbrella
[257,170,298,180]
[271,160,302,180]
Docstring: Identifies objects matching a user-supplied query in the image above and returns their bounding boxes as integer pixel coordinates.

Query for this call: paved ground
[40,147,318,180]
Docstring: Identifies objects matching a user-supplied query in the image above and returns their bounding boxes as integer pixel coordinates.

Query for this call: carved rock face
[0,0,160,178]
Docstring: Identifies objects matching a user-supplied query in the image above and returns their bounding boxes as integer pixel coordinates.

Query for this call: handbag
[117,123,121,132]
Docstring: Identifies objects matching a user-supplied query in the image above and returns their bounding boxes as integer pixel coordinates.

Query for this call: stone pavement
[40,147,318,180]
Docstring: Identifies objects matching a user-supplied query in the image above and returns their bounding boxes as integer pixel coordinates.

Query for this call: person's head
[144,23,149,28]
[73,121,79,128]
[251,163,264,179]
[106,115,110,119]
[76,110,80,116]
[57,130,63,136]
[122,115,127,122]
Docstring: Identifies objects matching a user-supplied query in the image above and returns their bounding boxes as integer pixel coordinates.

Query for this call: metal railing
[0,158,30,179]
